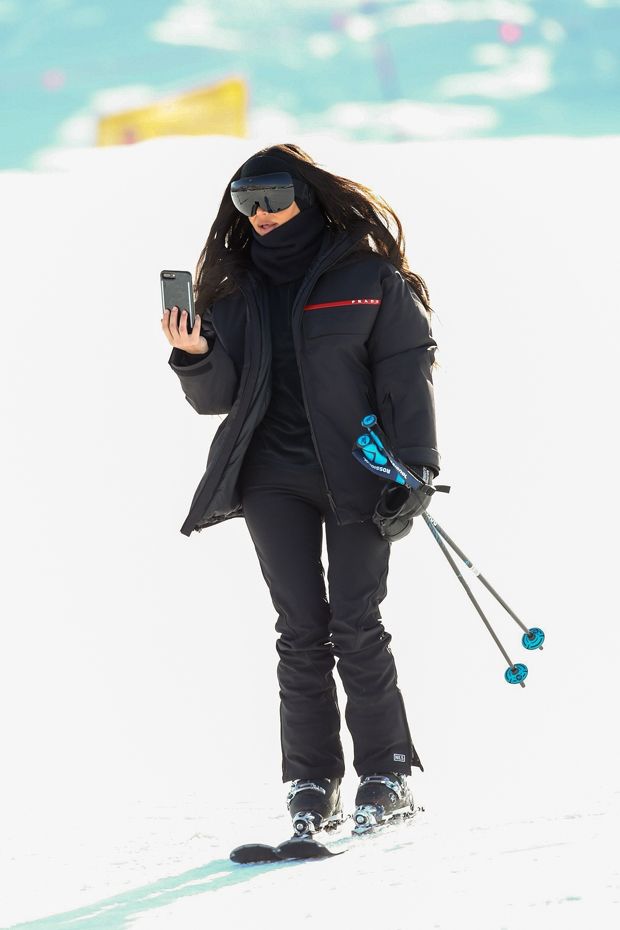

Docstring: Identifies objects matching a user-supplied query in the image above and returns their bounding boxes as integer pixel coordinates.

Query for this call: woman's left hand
[372,467,434,541]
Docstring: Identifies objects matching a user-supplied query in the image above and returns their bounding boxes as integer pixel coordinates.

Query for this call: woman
[161,143,440,835]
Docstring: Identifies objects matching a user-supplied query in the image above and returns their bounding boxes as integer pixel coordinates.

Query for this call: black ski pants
[239,462,423,782]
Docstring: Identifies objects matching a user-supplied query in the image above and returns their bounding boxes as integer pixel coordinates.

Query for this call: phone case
[160,270,195,330]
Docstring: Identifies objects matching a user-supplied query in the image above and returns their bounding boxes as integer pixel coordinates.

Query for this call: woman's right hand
[161,306,209,354]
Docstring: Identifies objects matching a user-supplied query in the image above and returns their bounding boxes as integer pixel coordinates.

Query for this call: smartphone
[160,270,195,331]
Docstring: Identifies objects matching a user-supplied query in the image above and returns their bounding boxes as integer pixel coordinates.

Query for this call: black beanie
[238,152,316,210]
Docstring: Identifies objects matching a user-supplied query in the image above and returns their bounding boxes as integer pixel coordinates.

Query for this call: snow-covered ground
[1,133,619,929]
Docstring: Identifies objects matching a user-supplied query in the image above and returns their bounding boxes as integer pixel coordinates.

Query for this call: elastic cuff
[168,344,214,372]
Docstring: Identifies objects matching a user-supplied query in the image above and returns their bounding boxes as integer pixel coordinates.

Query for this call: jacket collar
[241,222,368,293]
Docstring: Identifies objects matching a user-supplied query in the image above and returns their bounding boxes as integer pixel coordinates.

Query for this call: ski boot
[286,777,345,836]
[352,772,415,834]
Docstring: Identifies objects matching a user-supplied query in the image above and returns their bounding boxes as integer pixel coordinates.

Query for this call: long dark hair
[194,143,432,318]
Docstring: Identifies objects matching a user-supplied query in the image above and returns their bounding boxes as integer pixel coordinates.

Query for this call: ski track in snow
[1,133,619,929]
[3,789,619,929]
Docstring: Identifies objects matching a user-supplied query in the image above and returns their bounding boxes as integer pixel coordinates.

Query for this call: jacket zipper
[290,239,361,521]
[295,305,337,516]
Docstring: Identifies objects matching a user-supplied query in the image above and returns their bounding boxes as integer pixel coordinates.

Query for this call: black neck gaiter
[249,204,326,285]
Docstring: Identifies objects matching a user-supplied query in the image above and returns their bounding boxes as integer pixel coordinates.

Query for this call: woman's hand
[161,306,209,355]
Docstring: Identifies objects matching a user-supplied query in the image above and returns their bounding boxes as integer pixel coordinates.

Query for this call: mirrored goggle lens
[230,172,295,216]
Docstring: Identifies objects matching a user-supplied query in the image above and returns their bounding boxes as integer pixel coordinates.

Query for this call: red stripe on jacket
[303,299,382,311]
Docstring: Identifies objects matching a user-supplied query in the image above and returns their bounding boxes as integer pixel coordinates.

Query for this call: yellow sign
[97,77,247,146]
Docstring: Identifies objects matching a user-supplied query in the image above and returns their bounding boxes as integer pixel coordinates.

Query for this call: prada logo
[304,299,382,311]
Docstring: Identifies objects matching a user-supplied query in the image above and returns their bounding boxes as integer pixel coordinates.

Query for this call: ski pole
[422,512,544,651]
[352,414,546,686]
[421,511,527,687]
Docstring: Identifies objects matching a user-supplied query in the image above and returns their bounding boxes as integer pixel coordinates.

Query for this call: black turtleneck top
[240,205,326,478]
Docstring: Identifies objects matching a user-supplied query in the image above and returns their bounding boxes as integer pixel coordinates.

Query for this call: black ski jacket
[168,223,440,537]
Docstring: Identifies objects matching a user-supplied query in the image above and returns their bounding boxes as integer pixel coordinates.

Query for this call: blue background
[1,0,619,170]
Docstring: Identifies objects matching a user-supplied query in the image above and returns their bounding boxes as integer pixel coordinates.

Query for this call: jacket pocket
[382,390,397,443]
[303,305,377,338]
[365,386,378,418]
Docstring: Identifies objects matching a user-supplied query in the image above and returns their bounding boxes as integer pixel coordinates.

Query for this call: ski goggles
[230,172,295,216]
